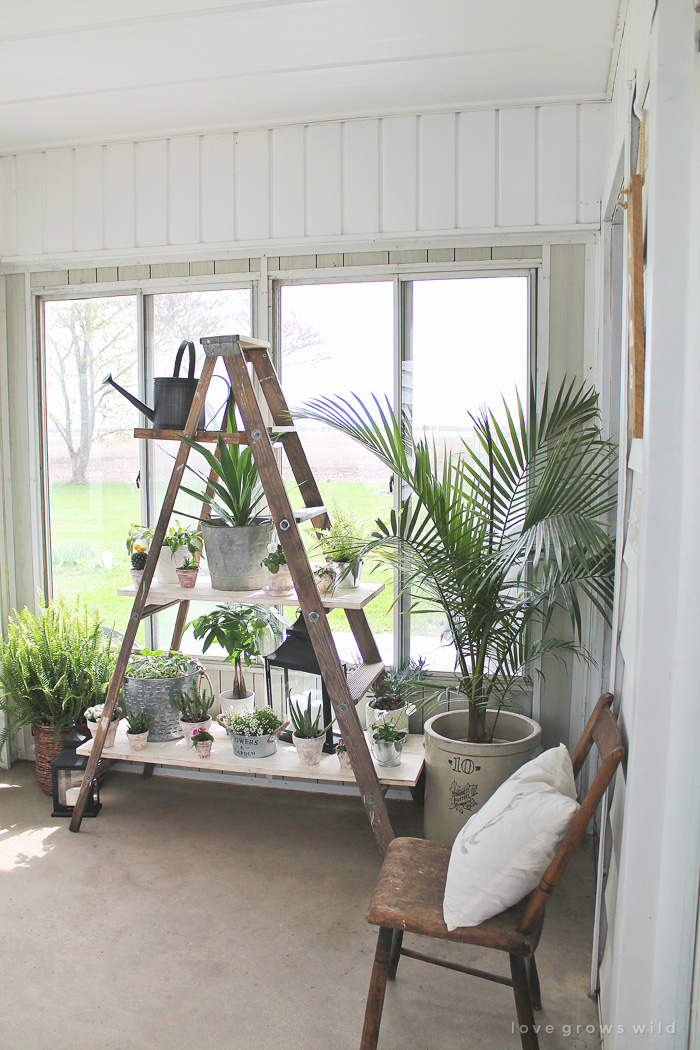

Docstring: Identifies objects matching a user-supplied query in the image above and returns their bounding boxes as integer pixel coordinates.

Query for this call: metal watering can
[103,340,206,429]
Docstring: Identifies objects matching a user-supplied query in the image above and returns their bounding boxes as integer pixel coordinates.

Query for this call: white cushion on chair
[508,743,578,799]
[443,748,580,930]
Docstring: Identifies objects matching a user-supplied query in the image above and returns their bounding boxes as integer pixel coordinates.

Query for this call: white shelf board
[78,723,424,790]
[117,577,384,610]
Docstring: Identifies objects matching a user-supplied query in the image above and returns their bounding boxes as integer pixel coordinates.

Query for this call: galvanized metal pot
[370,734,407,767]
[228,731,278,760]
[201,519,272,590]
[123,663,201,742]
[423,707,542,846]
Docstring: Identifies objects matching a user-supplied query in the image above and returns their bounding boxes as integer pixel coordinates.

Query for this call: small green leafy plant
[261,545,287,574]
[336,739,347,755]
[223,708,282,737]
[369,719,407,743]
[126,710,154,735]
[370,658,429,712]
[191,727,214,744]
[126,524,154,556]
[289,693,334,739]
[172,681,213,723]
[163,522,203,559]
[314,504,366,566]
[126,649,196,680]
[178,556,199,571]
[190,605,284,699]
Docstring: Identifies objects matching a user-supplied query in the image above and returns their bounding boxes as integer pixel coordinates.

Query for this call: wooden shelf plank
[200,334,271,352]
[348,662,385,702]
[77,723,424,789]
[134,427,296,443]
[117,577,384,611]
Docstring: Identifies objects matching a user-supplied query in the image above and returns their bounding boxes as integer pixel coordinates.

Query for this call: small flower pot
[337,749,353,771]
[126,731,149,752]
[264,566,294,595]
[314,572,335,596]
[219,690,255,718]
[179,717,212,747]
[176,568,199,589]
[293,733,326,767]
[130,569,144,587]
[194,739,213,759]
[87,718,119,748]
[370,735,407,767]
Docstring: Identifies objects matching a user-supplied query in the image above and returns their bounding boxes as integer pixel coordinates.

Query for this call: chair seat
[366,837,543,958]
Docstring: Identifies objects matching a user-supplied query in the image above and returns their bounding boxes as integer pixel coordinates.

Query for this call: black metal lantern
[50,724,101,818]
[264,612,347,753]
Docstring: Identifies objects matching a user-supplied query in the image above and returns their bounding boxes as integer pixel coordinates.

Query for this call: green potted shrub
[0,597,116,793]
[261,544,294,596]
[189,604,283,717]
[368,718,408,767]
[289,693,335,767]
[155,522,203,586]
[171,680,215,747]
[302,378,616,843]
[124,649,203,743]
[179,412,272,590]
[125,709,154,751]
[219,707,285,760]
[366,658,430,734]
[85,701,123,749]
[314,504,366,590]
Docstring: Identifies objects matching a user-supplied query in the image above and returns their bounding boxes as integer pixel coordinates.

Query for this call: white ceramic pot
[293,733,325,767]
[337,749,353,771]
[126,730,149,752]
[265,565,294,595]
[153,544,184,585]
[179,716,213,747]
[423,707,542,846]
[366,701,409,735]
[331,559,362,591]
[87,718,119,748]
[219,690,255,718]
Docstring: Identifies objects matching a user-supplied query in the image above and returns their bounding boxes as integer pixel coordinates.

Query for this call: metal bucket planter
[331,559,362,592]
[227,731,279,760]
[423,707,542,846]
[370,734,407,767]
[123,663,201,742]
[201,519,272,590]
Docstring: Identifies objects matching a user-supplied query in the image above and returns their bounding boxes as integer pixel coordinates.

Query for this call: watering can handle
[173,340,196,380]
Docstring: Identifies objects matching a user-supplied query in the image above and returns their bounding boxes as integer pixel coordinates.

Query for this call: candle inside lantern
[65,786,81,807]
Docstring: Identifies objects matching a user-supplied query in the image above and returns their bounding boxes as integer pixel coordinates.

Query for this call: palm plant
[301,377,617,743]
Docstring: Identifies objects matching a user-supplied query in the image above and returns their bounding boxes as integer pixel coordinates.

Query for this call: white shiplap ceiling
[0,0,622,152]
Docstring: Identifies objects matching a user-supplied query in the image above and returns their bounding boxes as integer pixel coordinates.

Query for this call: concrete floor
[0,763,601,1050]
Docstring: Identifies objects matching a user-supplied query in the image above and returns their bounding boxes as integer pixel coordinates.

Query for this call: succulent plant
[131,549,148,570]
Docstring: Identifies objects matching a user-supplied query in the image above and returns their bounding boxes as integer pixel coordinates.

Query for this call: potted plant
[171,679,214,746]
[85,702,123,749]
[368,718,407,767]
[335,738,352,771]
[289,693,334,767]
[0,597,116,793]
[312,563,336,596]
[302,378,616,843]
[124,648,203,742]
[155,522,203,586]
[314,504,365,591]
[125,709,154,751]
[130,544,148,586]
[219,707,286,760]
[176,556,200,589]
[191,727,214,758]
[366,657,429,734]
[179,412,272,590]
[189,604,283,716]
[262,544,294,596]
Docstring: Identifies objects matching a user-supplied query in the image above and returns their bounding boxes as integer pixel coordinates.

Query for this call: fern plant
[0,597,117,746]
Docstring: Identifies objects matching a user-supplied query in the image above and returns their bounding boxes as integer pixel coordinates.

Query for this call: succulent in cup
[131,548,148,571]
[125,709,154,735]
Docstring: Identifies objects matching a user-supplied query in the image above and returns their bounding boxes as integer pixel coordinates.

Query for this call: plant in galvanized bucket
[0,596,117,793]
[368,717,408,768]
[220,707,286,760]
[124,649,203,743]
[289,692,335,767]
[313,503,366,589]
[178,411,272,589]
[125,709,154,751]
[171,679,215,747]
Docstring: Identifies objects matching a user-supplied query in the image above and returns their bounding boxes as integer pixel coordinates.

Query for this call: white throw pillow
[443,769,579,931]
[508,743,578,800]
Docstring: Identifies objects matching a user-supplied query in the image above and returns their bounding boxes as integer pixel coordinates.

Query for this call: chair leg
[360,927,393,1050]
[528,954,542,1011]
[388,930,403,979]
[509,954,540,1050]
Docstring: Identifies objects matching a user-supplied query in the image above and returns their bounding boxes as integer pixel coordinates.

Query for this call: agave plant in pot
[189,603,284,717]
[0,597,116,793]
[302,377,617,844]
[179,412,271,590]
[171,678,215,747]
[125,709,154,752]
[289,693,335,767]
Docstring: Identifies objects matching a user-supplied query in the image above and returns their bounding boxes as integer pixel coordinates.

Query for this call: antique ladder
[69,335,395,855]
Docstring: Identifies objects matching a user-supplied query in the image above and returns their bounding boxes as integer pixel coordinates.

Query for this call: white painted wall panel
[235,129,270,241]
[44,149,73,254]
[458,109,497,229]
[539,105,578,226]
[15,152,44,256]
[168,136,200,245]
[271,125,304,239]
[200,133,234,244]
[104,143,135,251]
[419,113,456,231]
[343,120,379,235]
[0,156,18,257]
[381,115,417,233]
[306,123,341,237]
[498,107,537,227]
[578,103,609,224]
[135,139,167,248]
[74,146,103,252]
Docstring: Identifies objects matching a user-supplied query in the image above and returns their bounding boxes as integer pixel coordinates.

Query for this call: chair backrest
[517,692,624,934]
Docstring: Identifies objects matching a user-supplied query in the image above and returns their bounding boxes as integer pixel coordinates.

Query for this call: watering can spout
[102,373,155,422]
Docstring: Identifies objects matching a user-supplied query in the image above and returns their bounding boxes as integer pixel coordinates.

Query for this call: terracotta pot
[194,739,213,758]
[264,565,294,595]
[179,716,212,747]
[293,733,325,767]
[337,749,353,771]
[87,718,119,748]
[126,731,149,752]
[130,569,144,587]
[176,568,198,589]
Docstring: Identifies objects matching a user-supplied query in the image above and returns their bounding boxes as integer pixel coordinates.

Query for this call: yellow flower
[134,543,147,553]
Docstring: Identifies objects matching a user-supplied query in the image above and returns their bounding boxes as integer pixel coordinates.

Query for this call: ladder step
[347,662,385,702]
[292,506,328,522]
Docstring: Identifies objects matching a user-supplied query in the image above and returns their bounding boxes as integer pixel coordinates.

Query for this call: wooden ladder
[69,334,395,855]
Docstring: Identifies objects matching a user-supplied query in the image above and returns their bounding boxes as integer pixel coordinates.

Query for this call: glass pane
[151,289,253,652]
[280,281,395,664]
[44,295,141,636]
[408,276,529,670]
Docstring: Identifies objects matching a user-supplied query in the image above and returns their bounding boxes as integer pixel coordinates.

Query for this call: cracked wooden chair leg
[360,926,393,1050]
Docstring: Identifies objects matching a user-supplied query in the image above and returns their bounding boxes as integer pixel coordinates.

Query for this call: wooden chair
[360,692,624,1050]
